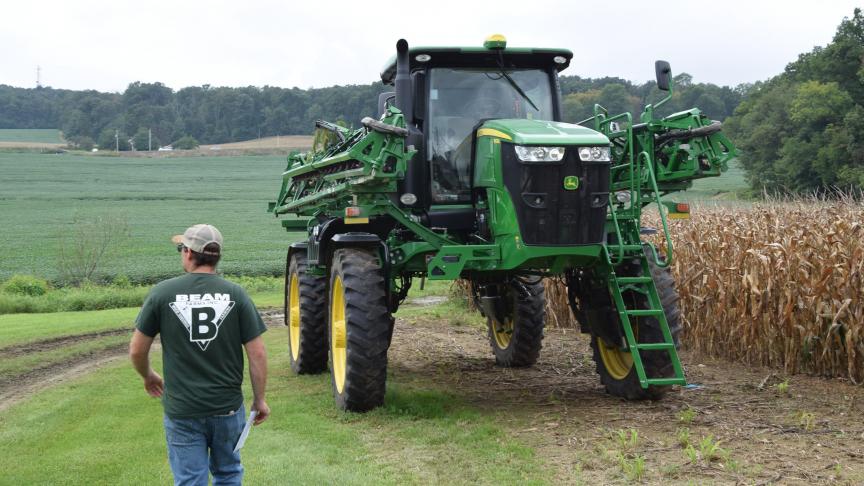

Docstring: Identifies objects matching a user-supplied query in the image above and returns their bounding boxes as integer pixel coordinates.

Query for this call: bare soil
[262,309,864,485]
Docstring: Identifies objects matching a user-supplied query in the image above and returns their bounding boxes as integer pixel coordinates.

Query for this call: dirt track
[0,341,128,412]
[5,308,863,484]
[385,315,864,485]
[0,328,130,359]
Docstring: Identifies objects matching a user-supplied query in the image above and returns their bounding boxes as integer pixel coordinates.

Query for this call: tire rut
[0,342,129,412]
[0,328,131,359]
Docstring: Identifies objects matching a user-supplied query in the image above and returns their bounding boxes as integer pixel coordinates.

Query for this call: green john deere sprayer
[269,35,736,411]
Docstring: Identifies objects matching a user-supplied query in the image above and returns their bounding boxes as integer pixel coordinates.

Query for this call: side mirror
[655,60,672,91]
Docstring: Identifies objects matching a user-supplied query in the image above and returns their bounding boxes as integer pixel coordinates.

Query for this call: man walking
[130,224,270,485]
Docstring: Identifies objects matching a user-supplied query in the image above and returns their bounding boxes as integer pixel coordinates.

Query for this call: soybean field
[0,152,304,283]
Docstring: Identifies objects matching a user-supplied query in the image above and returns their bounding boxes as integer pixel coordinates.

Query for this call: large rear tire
[581,255,681,400]
[486,279,546,367]
[328,247,392,412]
[285,250,328,374]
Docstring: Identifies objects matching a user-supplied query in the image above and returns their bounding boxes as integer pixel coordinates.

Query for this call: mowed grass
[0,321,546,485]
[0,333,130,379]
[0,307,138,346]
[0,128,64,144]
[0,152,305,283]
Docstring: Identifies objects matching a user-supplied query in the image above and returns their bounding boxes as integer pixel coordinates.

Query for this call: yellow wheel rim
[288,274,300,361]
[330,276,347,394]
[491,318,514,349]
[598,337,633,380]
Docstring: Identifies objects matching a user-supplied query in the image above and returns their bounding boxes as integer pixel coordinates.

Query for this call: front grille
[500,144,609,245]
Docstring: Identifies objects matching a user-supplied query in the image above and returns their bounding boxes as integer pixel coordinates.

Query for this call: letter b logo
[191,307,218,341]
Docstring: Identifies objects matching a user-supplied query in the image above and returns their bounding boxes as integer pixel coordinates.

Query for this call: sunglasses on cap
[176,243,187,253]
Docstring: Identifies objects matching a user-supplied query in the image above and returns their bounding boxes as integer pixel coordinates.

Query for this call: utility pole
[115,129,119,152]
[148,129,152,151]
[36,66,41,88]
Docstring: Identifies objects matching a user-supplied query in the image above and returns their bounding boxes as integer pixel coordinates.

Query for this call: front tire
[328,248,392,412]
[486,279,546,367]
[580,255,682,400]
[285,250,328,374]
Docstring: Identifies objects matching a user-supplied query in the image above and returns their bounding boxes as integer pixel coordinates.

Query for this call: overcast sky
[2,0,860,93]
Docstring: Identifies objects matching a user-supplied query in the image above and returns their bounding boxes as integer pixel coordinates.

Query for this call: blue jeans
[163,404,245,486]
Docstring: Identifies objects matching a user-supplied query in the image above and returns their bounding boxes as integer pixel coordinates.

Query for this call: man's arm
[244,336,270,425]
[129,329,163,398]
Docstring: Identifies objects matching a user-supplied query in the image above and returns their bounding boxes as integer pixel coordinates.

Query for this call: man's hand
[144,370,164,397]
[130,329,163,398]
[251,398,270,425]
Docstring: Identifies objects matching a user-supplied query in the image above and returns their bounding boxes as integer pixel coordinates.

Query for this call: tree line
[0,82,386,150]
[724,8,864,192]
[0,73,742,151]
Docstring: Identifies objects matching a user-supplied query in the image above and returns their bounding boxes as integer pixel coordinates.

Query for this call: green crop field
[0,151,748,284]
[0,152,305,283]
[0,129,64,144]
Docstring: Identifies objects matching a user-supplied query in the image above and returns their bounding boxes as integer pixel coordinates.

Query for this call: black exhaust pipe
[394,38,426,209]
[394,39,413,125]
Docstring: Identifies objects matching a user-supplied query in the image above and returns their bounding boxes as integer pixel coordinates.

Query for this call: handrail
[601,111,635,267]
[638,151,674,268]
[598,112,635,201]
[577,103,609,131]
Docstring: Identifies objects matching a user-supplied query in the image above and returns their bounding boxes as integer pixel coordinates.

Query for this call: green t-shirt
[135,273,267,418]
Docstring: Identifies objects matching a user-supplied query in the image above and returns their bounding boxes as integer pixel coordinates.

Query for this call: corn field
[539,200,864,383]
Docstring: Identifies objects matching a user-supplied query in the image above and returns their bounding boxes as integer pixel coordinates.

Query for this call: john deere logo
[563,176,580,190]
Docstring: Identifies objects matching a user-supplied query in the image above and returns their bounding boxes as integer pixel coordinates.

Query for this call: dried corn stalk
[538,200,864,383]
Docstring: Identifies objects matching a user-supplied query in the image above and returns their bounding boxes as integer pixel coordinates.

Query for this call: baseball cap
[171,224,223,255]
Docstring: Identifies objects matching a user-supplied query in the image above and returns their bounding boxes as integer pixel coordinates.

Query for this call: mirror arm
[641,83,674,123]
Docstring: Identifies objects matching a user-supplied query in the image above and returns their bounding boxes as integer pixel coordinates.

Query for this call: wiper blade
[499,69,539,112]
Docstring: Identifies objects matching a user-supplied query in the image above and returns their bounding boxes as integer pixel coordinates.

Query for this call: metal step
[635,343,675,351]
[615,276,653,284]
[645,377,686,386]
[624,309,664,317]
[607,257,686,389]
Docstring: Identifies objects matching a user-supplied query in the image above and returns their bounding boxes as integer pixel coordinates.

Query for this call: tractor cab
[379,36,578,212]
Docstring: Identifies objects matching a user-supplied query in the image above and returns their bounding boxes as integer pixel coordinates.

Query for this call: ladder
[607,253,686,388]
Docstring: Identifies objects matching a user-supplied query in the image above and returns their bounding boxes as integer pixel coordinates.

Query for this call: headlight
[578,146,611,162]
[514,145,565,162]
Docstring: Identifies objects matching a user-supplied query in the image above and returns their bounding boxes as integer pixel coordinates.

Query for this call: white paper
[233,410,258,453]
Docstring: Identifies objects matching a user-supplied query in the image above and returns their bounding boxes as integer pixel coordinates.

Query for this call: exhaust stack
[394,39,413,124]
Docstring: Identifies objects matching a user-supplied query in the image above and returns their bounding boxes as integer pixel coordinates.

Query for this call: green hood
[480,119,609,146]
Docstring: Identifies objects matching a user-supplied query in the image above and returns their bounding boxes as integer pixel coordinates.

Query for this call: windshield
[427,67,554,203]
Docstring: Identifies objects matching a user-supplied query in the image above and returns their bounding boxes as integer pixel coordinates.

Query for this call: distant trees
[725,8,864,192]
[559,73,745,124]
[1,67,746,152]
[0,81,386,147]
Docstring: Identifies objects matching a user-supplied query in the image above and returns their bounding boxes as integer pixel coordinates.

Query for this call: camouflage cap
[171,224,223,255]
